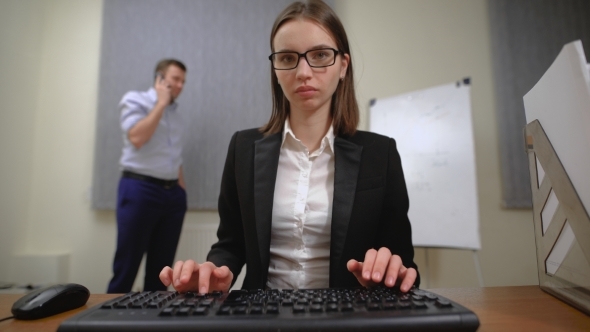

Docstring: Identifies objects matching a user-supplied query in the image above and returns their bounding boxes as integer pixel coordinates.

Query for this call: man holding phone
[107,59,188,293]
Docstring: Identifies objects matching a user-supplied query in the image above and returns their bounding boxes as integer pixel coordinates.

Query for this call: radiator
[131,222,216,291]
[175,222,219,262]
[176,221,245,289]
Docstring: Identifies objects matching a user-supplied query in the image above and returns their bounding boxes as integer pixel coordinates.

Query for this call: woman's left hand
[347,247,417,293]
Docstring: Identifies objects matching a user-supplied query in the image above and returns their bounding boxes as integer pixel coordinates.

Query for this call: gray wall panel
[488,0,590,208]
[93,0,296,210]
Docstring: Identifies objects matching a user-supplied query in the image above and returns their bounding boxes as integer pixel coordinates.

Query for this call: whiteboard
[369,80,480,250]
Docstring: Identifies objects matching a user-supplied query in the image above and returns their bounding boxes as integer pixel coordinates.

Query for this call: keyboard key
[425,294,439,301]
[436,300,453,308]
[310,304,323,313]
[250,306,263,314]
[147,301,162,309]
[234,306,247,315]
[200,299,214,307]
[382,303,396,310]
[398,302,412,310]
[217,306,231,315]
[367,303,381,311]
[211,290,224,297]
[100,303,115,309]
[115,300,133,309]
[193,307,208,316]
[160,307,174,316]
[293,305,306,313]
[413,301,427,309]
[184,299,199,307]
[170,300,184,307]
[177,307,191,316]
[341,303,354,312]
[265,305,279,314]
[385,296,398,303]
[326,303,339,312]
[131,301,146,309]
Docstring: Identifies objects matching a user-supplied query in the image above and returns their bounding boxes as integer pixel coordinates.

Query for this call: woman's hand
[347,247,417,293]
[159,260,233,294]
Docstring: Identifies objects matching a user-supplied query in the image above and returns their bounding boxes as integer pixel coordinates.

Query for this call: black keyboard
[57,287,479,331]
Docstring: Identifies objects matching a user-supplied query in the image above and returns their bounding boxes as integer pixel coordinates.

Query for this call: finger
[159,266,173,286]
[212,266,231,279]
[399,267,417,293]
[212,266,234,292]
[348,260,364,278]
[347,259,371,287]
[346,259,363,276]
[171,260,186,287]
[371,247,392,283]
[197,262,214,294]
[362,249,378,281]
[346,259,360,272]
[178,260,197,286]
[384,255,403,287]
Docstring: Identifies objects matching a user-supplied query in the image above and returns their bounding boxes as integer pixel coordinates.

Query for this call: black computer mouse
[11,283,90,320]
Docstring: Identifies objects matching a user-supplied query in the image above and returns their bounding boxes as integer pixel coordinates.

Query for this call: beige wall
[0,0,538,294]
[335,0,538,287]
[0,0,45,285]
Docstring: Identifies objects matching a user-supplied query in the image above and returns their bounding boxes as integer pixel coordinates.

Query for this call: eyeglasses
[268,48,342,70]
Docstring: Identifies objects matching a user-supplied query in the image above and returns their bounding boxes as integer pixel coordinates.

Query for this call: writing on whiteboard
[369,81,480,250]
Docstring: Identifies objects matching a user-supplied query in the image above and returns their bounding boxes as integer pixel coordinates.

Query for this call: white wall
[0,0,538,293]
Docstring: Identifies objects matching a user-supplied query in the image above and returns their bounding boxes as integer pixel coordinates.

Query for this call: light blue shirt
[119,87,183,180]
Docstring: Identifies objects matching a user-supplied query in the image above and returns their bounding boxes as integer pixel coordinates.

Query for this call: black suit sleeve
[376,138,420,287]
[207,131,246,284]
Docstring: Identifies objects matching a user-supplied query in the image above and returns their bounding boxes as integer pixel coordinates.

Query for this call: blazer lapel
[330,137,363,283]
[253,132,282,282]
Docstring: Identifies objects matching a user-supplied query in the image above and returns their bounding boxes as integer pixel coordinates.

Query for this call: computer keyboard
[57,286,479,331]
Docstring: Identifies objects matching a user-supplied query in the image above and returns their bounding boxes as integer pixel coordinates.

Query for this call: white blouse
[267,119,335,290]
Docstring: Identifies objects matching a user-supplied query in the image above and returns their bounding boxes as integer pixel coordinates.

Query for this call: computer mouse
[11,283,90,320]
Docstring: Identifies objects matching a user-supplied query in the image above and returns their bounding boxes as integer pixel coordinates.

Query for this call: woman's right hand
[159,260,233,294]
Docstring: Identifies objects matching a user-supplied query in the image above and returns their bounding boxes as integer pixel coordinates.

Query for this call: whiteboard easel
[369,79,482,287]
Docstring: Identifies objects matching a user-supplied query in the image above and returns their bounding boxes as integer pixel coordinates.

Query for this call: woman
[160,0,419,294]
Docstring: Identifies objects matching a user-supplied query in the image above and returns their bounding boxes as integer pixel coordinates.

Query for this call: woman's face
[272,18,349,117]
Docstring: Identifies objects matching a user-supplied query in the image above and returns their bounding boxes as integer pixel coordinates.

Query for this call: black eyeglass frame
[268,48,342,70]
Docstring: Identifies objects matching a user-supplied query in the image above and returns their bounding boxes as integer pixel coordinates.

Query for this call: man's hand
[155,74,172,106]
[347,247,417,293]
[127,75,171,149]
[160,260,233,294]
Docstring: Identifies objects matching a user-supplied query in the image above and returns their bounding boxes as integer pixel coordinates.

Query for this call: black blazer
[207,128,419,289]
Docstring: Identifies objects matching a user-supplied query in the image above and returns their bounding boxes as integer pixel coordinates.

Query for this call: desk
[0,286,589,331]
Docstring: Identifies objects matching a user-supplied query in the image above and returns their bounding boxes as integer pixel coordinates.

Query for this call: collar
[281,118,335,154]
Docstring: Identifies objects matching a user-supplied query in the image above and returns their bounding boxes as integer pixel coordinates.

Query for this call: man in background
[107,59,188,293]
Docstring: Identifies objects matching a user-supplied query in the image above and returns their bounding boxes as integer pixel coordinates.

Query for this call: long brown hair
[259,0,359,137]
